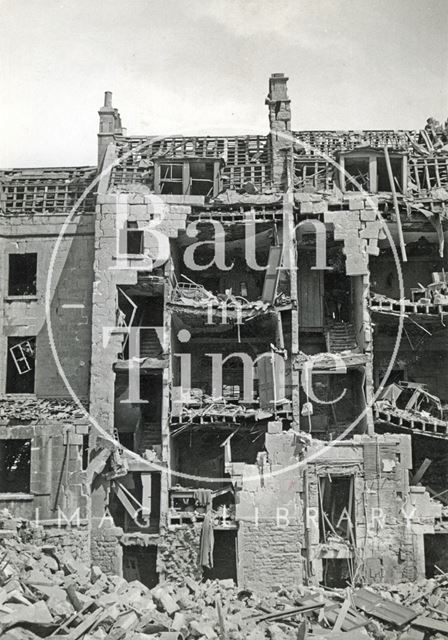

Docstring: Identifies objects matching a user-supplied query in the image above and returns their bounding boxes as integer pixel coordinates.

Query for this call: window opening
[8,254,37,296]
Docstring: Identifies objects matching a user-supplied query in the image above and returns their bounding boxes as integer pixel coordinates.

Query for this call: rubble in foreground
[1,519,448,639]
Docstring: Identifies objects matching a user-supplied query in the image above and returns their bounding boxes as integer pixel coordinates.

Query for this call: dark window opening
[425,534,448,578]
[117,432,135,450]
[82,435,90,470]
[324,270,352,323]
[8,254,37,296]
[377,156,402,192]
[203,530,237,582]
[6,337,36,394]
[321,558,352,588]
[160,163,183,194]
[376,368,405,387]
[344,157,370,191]
[0,439,31,493]
[114,372,163,455]
[126,222,143,255]
[190,162,214,196]
[319,475,355,543]
[120,294,164,361]
[122,545,158,588]
[109,471,161,533]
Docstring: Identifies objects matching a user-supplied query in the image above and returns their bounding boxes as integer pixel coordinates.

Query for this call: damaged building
[1,74,448,594]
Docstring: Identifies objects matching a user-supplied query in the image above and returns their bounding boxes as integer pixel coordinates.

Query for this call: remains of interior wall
[230,429,441,590]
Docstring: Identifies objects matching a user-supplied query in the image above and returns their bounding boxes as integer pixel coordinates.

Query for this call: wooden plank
[435,157,442,187]
[424,159,431,190]
[255,602,324,623]
[384,145,406,262]
[65,609,104,640]
[353,588,417,627]
[262,245,283,303]
[411,458,432,484]
[332,598,351,633]
[412,615,448,634]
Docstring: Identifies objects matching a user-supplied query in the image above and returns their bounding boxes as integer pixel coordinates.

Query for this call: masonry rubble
[0,72,448,616]
[2,516,448,639]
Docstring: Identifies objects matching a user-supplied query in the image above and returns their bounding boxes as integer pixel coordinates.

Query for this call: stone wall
[90,523,124,575]
[40,523,91,564]
[0,212,94,400]
[229,431,441,589]
[0,421,89,522]
[238,520,303,592]
[158,525,202,583]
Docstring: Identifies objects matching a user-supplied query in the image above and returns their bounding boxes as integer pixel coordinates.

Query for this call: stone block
[360,221,382,239]
[300,202,313,214]
[129,204,148,217]
[345,256,368,276]
[267,421,282,434]
[364,195,379,209]
[323,211,339,224]
[294,193,311,203]
[313,201,328,214]
[128,194,146,205]
[168,205,190,215]
[367,239,380,255]
[348,198,365,210]
[75,424,90,435]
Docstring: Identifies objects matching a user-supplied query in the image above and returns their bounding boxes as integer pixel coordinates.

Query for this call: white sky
[1,0,447,167]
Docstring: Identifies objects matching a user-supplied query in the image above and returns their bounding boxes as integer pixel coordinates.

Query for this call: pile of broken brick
[1,532,448,639]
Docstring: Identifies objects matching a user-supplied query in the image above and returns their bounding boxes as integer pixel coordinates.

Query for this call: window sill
[0,393,37,400]
[112,255,146,260]
[0,493,33,501]
[5,295,38,302]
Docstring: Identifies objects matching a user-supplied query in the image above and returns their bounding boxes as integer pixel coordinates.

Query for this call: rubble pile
[0,397,86,425]
[1,526,448,639]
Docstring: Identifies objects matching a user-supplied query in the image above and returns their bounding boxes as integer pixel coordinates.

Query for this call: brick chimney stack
[266,73,292,189]
[97,91,123,167]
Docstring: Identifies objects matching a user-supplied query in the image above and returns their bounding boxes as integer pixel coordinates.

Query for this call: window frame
[340,151,406,194]
[154,159,220,197]
[6,336,36,395]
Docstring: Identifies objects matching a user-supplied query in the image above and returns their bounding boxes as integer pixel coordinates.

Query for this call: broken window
[0,439,31,493]
[344,157,370,191]
[6,337,36,394]
[126,222,143,255]
[318,475,355,543]
[156,160,218,196]
[8,254,37,296]
[190,161,214,196]
[377,156,402,191]
[159,163,183,194]
[110,471,161,532]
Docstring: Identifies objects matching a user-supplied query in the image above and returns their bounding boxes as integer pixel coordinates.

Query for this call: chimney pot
[104,91,112,108]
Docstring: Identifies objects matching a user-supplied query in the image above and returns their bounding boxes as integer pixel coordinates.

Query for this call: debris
[3,520,448,639]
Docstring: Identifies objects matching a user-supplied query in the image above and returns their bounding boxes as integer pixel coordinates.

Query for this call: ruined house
[0,74,447,592]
